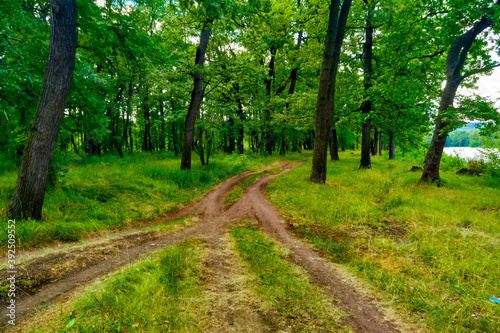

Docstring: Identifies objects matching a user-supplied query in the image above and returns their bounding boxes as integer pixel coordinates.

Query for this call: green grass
[224,167,282,208]
[26,239,208,333]
[232,224,351,332]
[267,151,500,332]
[0,151,305,251]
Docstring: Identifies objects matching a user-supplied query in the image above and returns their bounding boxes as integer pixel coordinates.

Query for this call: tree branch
[461,63,500,80]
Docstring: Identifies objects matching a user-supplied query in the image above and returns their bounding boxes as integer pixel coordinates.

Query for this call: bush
[478,148,500,177]
[441,153,466,171]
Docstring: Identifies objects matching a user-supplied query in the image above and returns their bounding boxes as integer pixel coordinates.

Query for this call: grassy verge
[0,151,305,250]
[224,167,282,208]
[25,239,208,333]
[267,151,500,332]
[232,224,351,332]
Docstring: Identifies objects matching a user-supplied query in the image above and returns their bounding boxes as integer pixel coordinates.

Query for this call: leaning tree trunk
[359,4,373,169]
[421,14,495,183]
[8,0,77,220]
[180,20,213,170]
[310,0,352,183]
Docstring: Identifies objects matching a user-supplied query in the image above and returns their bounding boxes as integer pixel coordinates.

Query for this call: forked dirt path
[233,167,400,333]
[1,160,402,332]
[0,161,291,330]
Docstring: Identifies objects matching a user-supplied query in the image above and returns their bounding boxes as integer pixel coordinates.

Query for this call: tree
[359,0,375,169]
[421,0,500,183]
[180,19,213,170]
[7,0,77,220]
[310,0,352,183]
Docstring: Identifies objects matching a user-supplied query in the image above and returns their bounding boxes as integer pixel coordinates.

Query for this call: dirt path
[201,234,277,333]
[1,160,403,333]
[236,167,400,333]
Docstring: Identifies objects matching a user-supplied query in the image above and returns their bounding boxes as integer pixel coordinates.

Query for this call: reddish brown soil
[234,167,400,333]
[1,160,402,332]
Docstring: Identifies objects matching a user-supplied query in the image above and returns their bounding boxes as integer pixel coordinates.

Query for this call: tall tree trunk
[8,0,77,220]
[120,76,134,157]
[172,122,178,157]
[330,128,339,161]
[359,2,373,169]
[197,127,205,166]
[371,127,378,156]
[378,131,383,155]
[310,0,352,183]
[388,131,396,160]
[264,47,277,155]
[129,127,133,153]
[421,14,495,183]
[280,29,303,157]
[180,20,213,170]
[228,117,235,154]
[71,135,79,154]
[236,95,244,154]
[159,99,166,151]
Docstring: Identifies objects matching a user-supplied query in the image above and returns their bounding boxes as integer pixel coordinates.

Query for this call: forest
[0,0,499,332]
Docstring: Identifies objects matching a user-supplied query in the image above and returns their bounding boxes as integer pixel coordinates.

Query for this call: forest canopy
[1,0,499,187]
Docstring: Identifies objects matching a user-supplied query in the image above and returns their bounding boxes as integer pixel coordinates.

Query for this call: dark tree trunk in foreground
[388,131,396,160]
[180,21,213,170]
[421,13,496,183]
[8,0,77,220]
[310,0,352,183]
[330,128,339,161]
[359,3,373,169]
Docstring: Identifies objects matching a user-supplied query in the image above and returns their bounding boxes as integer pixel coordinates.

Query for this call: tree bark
[142,84,151,152]
[388,130,396,160]
[310,0,352,183]
[120,76,134,157]
[8,0,77,220]
[264,47,277,155]
[180,20,213,170]
[371,127,378,156]
[159,99,166,151]
[421,14,494,183]
[234,83,245,154]
[378,131,383,155]
[359,3,373,169]
[228,117,235,154]
[330,127,339,161]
